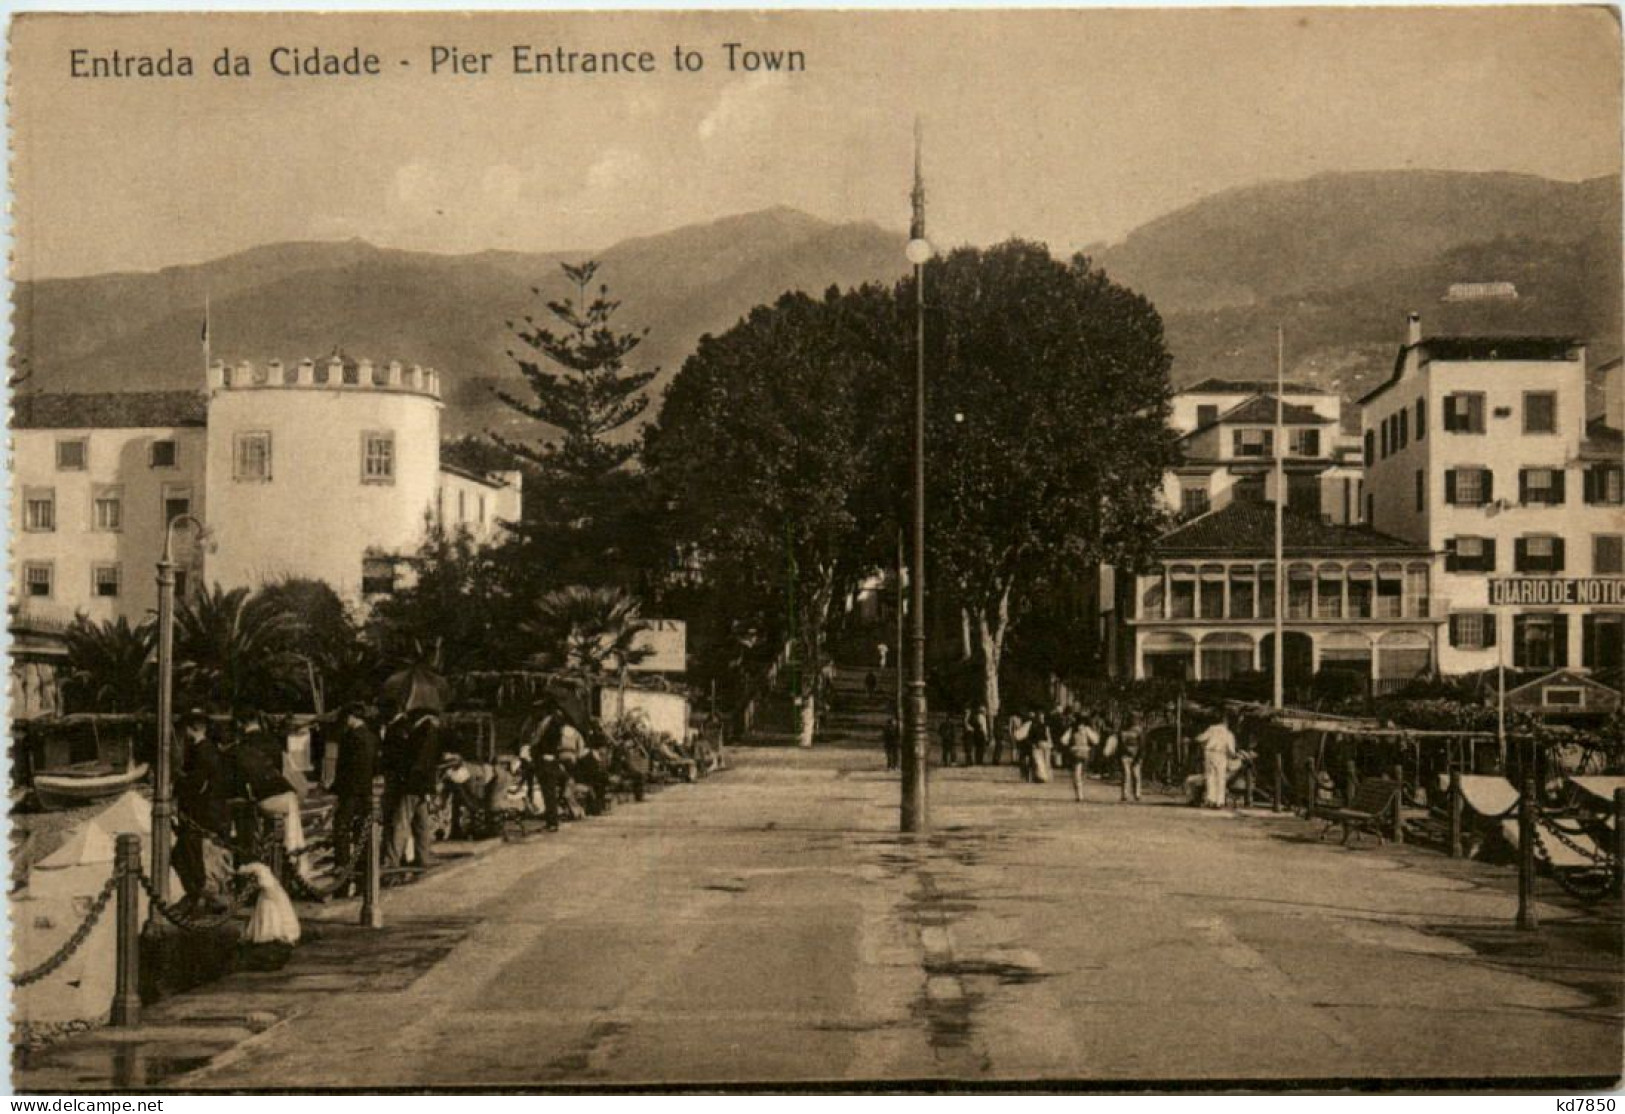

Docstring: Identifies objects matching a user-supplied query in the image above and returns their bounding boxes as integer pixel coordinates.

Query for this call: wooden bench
[1315,778,1401,846]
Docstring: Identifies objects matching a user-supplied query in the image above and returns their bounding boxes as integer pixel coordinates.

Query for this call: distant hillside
[1090,170,1621,313]
[14,171,1621,437]
[14,208,910,438]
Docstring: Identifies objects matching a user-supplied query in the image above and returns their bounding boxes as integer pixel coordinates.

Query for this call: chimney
[1406,312,1422,347]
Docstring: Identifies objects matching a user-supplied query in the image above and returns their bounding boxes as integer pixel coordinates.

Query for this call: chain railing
[11,875,118,987]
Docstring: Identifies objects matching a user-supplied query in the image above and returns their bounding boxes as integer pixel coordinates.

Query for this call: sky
[9,7,1622,280]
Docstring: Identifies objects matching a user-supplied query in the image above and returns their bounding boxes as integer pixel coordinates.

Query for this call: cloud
[698,71,791,143]
[585,148,648,193]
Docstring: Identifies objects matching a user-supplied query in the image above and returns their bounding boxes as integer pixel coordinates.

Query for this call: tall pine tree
[491,262,664,592]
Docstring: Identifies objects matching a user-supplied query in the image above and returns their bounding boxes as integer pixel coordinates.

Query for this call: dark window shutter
[1513,616,1528,667]
[1583,618,1596,669]
[1416,398,1426,440]
[1515,538,1529,572]
[1484,539,1497,572]
[1584,466,1599,504]
[1443,395,1457,431]
[1444,537,1459,572]
[1483,469,1494,504]
[1519,470,1530,504]
[1553,538,1566,573]
[1470,395,1485,433]
[1448,615,1462,647]
[1484,613,1497,649]
[1552,469,1566,505]
[1554,614,1570,668]
[1445,470,1457,505]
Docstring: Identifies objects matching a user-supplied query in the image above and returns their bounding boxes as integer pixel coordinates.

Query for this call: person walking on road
[964,705,989,766]
[390,707,443,869]
[329,702,380,886]
[1119,722,1144,803]
[1012,711,1035,781]
[938,711,960,767]
[1069,712,1099,803]
[882,714,901,771]
[1200,712,1239,809]
[1030,709,1054,784]
[876,641,889,670]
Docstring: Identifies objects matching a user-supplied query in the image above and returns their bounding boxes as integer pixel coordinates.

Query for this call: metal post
[896,528,906,734]
[1613,788,1625,915]
[111,834,142,1027]
[1345,759,1359,805]
[361,783,383,928]
[901,122,931,834]
[1271,326,1285,710]
[1272,751,1283,813]
[149,558,176,919]
[1516,776,1538,931]
[1448,770,1464,859]
[1390,763,1405,844]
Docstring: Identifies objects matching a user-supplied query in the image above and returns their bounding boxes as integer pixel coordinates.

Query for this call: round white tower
[202,353,443,599]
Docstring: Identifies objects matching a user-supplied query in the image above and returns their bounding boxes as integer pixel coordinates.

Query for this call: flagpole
[203,293,212,380]
[1273,325,1285,709]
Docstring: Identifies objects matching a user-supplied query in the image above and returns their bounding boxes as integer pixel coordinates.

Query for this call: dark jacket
[233,731,294,802]
[332,721,381,801]
[380,714,414,788]
[177,737,235,836]
[403,713,443,796]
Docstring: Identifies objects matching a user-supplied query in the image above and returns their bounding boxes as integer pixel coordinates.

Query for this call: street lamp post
[151,512,204,917]
[902,122,932,833]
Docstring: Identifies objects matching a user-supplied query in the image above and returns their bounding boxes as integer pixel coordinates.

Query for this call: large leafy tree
[907,243,1178,723]
[647,286,899,746]
[366,523,520,675]
[490,261,662,590]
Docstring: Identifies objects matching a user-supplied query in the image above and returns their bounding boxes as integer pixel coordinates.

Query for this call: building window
[1347,565,1374,618]
[1446,536,1496,574]
[92,485,123,532]
[1443,392,1486,434]
[1445,468,1492,506]
[1449,613,1494,651]
[1228,567,1255,620]
[1523,391,1557,435]
[457,490,467,523]
[478,494,487,525]
[1315,566,1343,619]
[1380,421,1388,458]
[1233,475,1265,503]
[1287,564,1313,619]
[55,438,87,471]
[1196,404,1218,428]
[1198,566,1224,620]
[1363,430,1374,467]
[1289,428,1320,457]
[362,431,395,484]
[1397,408,1408,449]
[1366,492,1375,528]
[23,487,55,532]
[1583,614,1624,671]
[1179,482,1210,518]
[1513,613,1568,670]
[149,439,178,468]
[234,431,272,482]
[1375,566,1404,618]
[23,562,53,598]
[1585,464,1623,505]
[1543,687,1586,709]
[361,556,397,596]
[92,564,121,598]
[1415,398,1425,441]
[162,485,192,528]
[1515,535,1565,575]
[1404,563,1430,618]
[1168,568,1196,620]
[1594,535,1624,576]
[1519,467,1565,506]
[1414,469,1424,512]
[1257,566,1276,619]
[1233,429,1272,458]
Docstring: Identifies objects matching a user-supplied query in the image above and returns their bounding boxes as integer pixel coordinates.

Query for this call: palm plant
[61,615,155,712]
[523,586,653,718]
[173,583,303,711]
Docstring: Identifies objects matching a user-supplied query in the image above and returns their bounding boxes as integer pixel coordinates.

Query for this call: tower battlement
[208,355,441,399]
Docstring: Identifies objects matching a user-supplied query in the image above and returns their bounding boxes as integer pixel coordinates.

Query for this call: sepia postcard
[4,5,1623,1095]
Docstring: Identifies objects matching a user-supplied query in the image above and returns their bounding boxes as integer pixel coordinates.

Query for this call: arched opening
[1143,631,1196,682]
[1376,630,1433,694]
[1262,631,1315,692]
[1200,632,1255,682]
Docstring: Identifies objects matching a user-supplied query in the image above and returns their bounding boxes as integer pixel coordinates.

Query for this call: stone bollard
[1449,771,1464,859]
[1517,776,1539,932]
[1391,764,1405,845]
[111,834,142,1027]
[361,784,383,929]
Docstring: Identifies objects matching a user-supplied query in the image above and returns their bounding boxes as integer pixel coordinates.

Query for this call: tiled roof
[1360,334,1585,405]
[13,390,208,429]
[1582,417,1622,460]
[1156,500,1429,558]
[1214,395,1332,426]
[1184,378,1328,396]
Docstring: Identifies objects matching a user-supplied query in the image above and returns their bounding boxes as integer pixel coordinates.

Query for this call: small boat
[33,761,150,811]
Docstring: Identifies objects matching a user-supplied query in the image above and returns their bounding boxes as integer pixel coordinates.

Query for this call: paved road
[47,745,1625,1088]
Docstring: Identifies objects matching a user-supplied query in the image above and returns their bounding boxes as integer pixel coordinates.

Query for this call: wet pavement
[15,745,1623,1089]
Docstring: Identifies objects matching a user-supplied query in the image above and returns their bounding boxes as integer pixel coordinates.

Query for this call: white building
[11,353,522,656]
[1358,315,1622,676]
[1164,382,1365,525]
